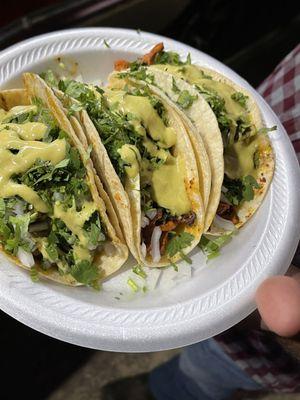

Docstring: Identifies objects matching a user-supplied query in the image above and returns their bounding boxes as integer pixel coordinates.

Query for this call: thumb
[255,270,300,337]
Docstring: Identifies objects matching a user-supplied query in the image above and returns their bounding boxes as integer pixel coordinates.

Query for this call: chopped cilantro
[154,51,181,65]
[180,252,192,264]
[6,109,37,124]
[166,232,194,260]
[59,79,87,99]
[199,70,212,79]
[177,90,198,109]
[120,66,155,84]
[231,92,248,109]
[141,186,154,212]
[71,260,100,286]
[147,95,169,126]
[222,175,244,206]
[67,102,84,116]
[133,264,147,279]
[40,70,58,87]
[257,126,277,135]
[127,278,140,292]
[0,220,12,241]
[0,198,5,218]
[30,267,39,282]
[199,233,233,260]
[253,150,260,169]
[242,175,260,201]
[153,50,191,66]
[223,174,260,205]
[196,85,233,144]
[84,211,105,248]
[170,261,178,271]
[103,39,110,48]
[45,243,59,262]
[233,118,253,143]
[3,214,34,255]
[172,77,180,93]
[186,53,192,65]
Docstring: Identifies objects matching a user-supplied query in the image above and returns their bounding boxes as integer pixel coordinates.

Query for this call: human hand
[255,266,300,337]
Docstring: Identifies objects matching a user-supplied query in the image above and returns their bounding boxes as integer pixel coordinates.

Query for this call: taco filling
[52,79,198,264]
[0,101,109,286]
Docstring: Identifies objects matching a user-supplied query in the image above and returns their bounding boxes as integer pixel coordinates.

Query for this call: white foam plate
[0,28,299,352]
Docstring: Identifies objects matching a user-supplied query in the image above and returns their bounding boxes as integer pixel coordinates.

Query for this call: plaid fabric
[215,43,300,393]
[258,43,300,161]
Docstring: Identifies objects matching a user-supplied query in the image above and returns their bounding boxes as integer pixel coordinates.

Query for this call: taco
[113,44,275,231]
[109,65,222,232]
[0,74,127,287]
[42,73,205,267]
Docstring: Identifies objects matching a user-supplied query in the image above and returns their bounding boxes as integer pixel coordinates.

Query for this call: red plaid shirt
[215,43,300,393]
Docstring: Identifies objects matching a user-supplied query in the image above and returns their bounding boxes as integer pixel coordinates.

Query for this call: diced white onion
[75,74,84,83]
[214,215,236,232]
[140,241,147,258]
[221,185,228,193]
[150,226,162,263]
[17,248,35,268]
[53,192,63,202]
[14,202,24,216]
[146,209,157,220]
[141,216,149,228]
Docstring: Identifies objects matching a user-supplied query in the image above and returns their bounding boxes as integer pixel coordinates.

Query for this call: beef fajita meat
[114,43,164,71]
[159,231,169,255]
[141,42,164,65]
[171,211,196,226]
[217,201,239,224]
[141,210,196,256]
[160,220,177,232]
[114,59,131,71]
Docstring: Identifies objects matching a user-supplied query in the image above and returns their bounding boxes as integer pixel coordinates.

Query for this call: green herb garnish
[40,70,58,87]
[223,174,260,205]
[177,90,198,109]
[198,233,233,260]
[71,260,100,286]
[30,267,39,282]
[257,126,277,135]
[133,265,147,279]
[172,77,180,93]
[253,150,260,169]
[127,278,140,292]
[231,92,248,109]
[242,175,260,201]
[166,232,194,260]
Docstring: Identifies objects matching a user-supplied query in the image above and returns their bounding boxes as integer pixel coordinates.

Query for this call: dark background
[0,1,299,399]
